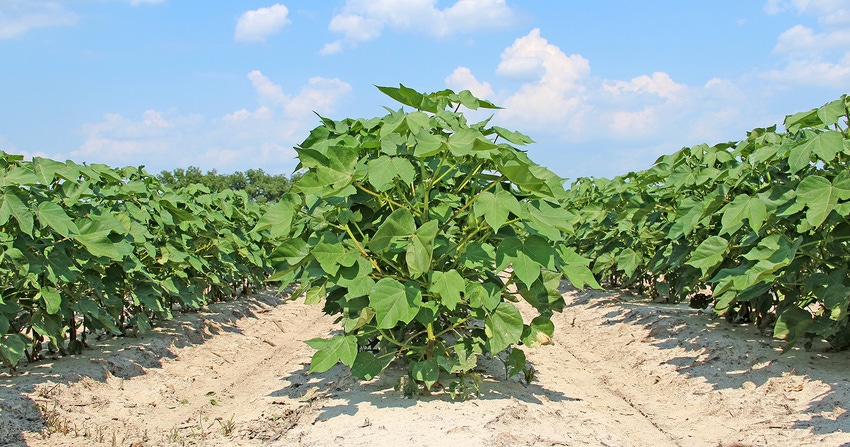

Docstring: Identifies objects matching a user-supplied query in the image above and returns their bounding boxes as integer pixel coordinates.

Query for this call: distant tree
[157,166,294,203]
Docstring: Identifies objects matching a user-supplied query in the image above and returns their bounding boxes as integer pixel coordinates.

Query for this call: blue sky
[1,1,849,180]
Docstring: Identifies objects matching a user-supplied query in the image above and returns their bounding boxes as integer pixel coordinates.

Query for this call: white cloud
[323,0,518,53]
[494,29,591,131]
[444,29,770,177]
[235,4,291,43]
[762,0,850,86]
[0,1,77,39]
[765,0,850,24]
[74,73,352,173]
[603,72,684,100]
[128,0,166,5]
[445,67,494,98]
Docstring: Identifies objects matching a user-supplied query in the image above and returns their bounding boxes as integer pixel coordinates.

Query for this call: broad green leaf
[376,84,439,113]
[485,302,523,354]
[406,220,438,278]
[429,269,465,310]
[493,126,534,145]
[406,111,430,134]
[817,99,846,127]
[369,278,422,329]
[505,347,526,378]
[305,334,357,373]
[522,316,554,348]
[686,236,728,276]
[446,128,481,157]
[411,358,439,390]
[315,146,358,187]
[807,131,843,163]
[39,287,62,315]
[473,189,522,231]
[367,155,416,191]
[344,307,376,332]
[796,175,850,228]
[439,340,479,374]
[351,351,390,380]
[616,248,640,278]
[774,306,813,348]
[720,194,767,235]
[496,235,553,287]
[465,280,501,312]
[368,208,415,253]
[305,284,326,305]
[252,197,295,238]
[36,201,78,237]
[412,129,445,157]
[73,231,132,261]
[0,188,33,236]
[0,334,28,367]
[312,240,359,276]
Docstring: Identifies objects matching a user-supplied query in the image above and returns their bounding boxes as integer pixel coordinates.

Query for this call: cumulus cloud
[0,1,77,39]
[74,72,352,173]
[235,4,291,43]
[762,0,850,86]
[447,28,765,177]
[445,67,494,98]
[323,0,518,53]
[494,29,591,131]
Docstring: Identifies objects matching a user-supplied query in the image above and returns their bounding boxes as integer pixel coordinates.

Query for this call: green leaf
[796,175,850,228]
[406,220,438,278]
[473,189,522,231]
[305,334,357,374]
[774,306,813,348]
[485,302,523,354]
[376,84,439,113]
[807,131,844,163]
[39,286,62,315]
[36,201,78,237]
[368,208,415,253]
[817,99,846,127]
[522,316,554,348]
[411,358,439,390]
[496,235,553,287]
[312,240,359,276]
[686,236,728,276]
[252,197,296,238]
[412,129,445,157]
[429,269,465,310]
[720,194,767,235]
[367,155,416,191]
[493,126,534,145]
[369,278,422,329]
[73,231,132,261]
[351,351,390,380]
[0,188,33,236]
[505,347,526,378]
[0,334,28,367]
[446,128,481,157]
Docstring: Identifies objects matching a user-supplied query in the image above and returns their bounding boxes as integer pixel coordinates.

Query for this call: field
[2,283,849,447]
[2,87,850,446]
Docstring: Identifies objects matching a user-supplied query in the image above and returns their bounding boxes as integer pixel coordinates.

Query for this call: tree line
[157,166,298,204]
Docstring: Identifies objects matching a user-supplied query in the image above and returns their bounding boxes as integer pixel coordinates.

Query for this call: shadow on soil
[270,348,580,426]
[0,287,291,447]
[562,281,850,437]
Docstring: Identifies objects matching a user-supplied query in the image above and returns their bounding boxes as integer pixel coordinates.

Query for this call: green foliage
[157,166,295,204]
[263,84,596,396]
[0,155,280,369]
[562,94,850,350]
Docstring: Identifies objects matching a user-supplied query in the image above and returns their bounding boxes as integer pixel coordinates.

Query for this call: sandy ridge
[1,286,849,446]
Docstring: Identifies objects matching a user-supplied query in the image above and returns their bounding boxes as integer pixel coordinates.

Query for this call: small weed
[218,414,236,437]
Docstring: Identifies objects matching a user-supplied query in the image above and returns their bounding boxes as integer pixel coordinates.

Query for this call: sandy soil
[1,285,849,447]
